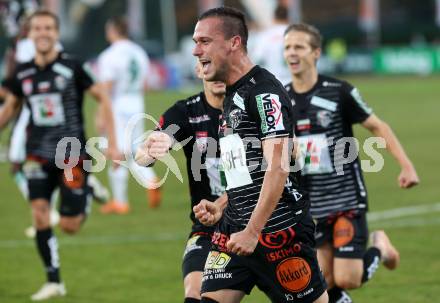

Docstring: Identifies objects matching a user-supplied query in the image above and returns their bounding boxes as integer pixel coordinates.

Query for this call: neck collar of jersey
[33,51,62,70]
[226,65,260,95]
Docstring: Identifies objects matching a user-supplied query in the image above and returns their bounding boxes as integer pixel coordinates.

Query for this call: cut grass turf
[1,75,439,302]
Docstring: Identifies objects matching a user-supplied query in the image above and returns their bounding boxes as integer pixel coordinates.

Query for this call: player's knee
[323,271,334,288]
[32,204,51,229]
[59,218,81,234]
[200,297,219,303]
[185,288,201,300]
[334,275,361,290]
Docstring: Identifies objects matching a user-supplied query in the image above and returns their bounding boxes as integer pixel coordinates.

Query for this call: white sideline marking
[1,203,440,249]
[367,202,440,222]
[0,232,187,249]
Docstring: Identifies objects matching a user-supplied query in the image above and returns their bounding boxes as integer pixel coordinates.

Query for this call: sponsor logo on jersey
[233,93,245,110]
[183,235,202,257]
[255,93,285,133]
[189,114,210,124]
[55,76,67,91]
[38,81,51,93]
[195,131,208,153]
[296,119,311,131]
[22,78,33,96]
[316,110,333,128]
[311,96,337,112]
[53,63,73,78]
[204,251,231,269]
[276,257,312,292]
[333,216,355,248]
[17,68,36,80]
[259,227,295,249]
[229,108,242,129]
[186,95,201,105]
[322,81,342,87]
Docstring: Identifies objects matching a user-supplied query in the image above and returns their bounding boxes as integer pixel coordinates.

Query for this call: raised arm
[362,114,419,188]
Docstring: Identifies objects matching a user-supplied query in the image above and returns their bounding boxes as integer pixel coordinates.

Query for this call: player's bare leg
[370,230,400,270]
[184,271,203,300]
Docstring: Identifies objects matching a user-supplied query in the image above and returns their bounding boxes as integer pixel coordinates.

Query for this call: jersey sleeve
[75,60,95,91]
[341,82,373,124]
[247,80,293,140]
[2,70,23,98]
[156,100,188,144]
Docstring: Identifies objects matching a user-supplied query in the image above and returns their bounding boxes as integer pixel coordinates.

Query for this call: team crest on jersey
[38,81,51,93]
[316,110,333,128]
[255,93,285,134]
[55,76,67,91]
[22,79,33,96]
[229,108,242,129]
[195,131,208,153]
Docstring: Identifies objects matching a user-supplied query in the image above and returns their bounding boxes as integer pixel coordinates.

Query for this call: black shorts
[201,213,327,302]
[182,231,212,278]
[23,158,91,217]
[315,210,368,259]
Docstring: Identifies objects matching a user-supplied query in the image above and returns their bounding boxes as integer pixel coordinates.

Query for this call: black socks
[36,228,60,283]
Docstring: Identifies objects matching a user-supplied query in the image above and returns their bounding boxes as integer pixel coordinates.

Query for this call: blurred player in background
[0,10,119,300]
[0,2,108,238]
[283,23,420,302]
[250,3,290,85]
[97,16,161,214]
[136,63,226,303]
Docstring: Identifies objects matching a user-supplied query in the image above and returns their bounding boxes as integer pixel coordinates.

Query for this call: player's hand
[226,228,259,256]
[135,131,172,166]
[398,165,419,188]
[193,199,222,226]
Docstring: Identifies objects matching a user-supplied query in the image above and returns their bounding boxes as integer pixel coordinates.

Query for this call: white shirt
[97,39,150,113]
[250,24,291,85]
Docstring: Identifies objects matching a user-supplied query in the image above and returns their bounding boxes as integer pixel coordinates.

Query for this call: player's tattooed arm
[227,137,290,256]
[362,114,419,188]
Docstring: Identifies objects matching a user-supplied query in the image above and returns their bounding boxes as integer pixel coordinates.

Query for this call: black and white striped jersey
[220,65,308,233]
[158,92,224,232]
[285,75,373,219]
[6,52,94,162]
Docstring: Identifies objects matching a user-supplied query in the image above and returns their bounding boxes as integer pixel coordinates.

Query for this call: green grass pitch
[0,75,439,302]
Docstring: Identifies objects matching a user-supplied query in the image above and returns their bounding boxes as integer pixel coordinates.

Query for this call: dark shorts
[182,231,213,278]
[315,211,368,259]
[23,158,91,217]
[201,213,327,303]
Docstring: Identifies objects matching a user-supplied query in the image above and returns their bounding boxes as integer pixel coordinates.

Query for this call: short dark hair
[284,23,322,50]
[274,5,288,22]
[29,9,60,30]
[199,6,248,52]
[107,16,129,37]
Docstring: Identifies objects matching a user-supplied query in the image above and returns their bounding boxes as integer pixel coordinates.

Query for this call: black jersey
[5,52,94,161]
[158,92,224,232]
[220,65,307,234]
[285,75,373,219]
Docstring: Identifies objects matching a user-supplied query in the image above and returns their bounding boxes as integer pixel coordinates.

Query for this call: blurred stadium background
[1,0,439,302]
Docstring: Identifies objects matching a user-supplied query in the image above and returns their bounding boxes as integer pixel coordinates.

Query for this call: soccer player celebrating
[282,23,419,302]
[97,16,161,214]
[191,7,328,303]
[135,64,226,303]
[0,10,119,301]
